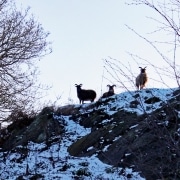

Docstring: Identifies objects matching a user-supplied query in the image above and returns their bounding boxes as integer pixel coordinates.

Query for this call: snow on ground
[97,88,176,116]
[0,88,178,179]
[0,114,144,180]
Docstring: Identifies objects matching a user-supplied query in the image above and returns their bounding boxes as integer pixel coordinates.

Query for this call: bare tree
[127,0,180,87]
[0,0,51,122]
[104,0,180,90]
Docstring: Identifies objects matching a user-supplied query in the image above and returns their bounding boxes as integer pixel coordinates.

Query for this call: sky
[16,0,179,106]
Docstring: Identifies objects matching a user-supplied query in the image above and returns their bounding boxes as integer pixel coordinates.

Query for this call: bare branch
[0,0,52,122]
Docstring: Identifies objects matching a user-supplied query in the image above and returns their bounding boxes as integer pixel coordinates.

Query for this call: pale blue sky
[17,0,179,105]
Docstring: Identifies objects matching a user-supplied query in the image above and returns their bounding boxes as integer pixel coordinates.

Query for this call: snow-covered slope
[0,114,144,180]
[0,88,179,180]
[95,88,176,115]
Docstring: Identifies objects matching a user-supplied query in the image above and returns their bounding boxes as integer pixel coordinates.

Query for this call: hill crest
[0,88,180,179]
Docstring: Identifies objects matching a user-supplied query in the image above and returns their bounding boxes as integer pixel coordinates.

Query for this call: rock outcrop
[0,88,180,179]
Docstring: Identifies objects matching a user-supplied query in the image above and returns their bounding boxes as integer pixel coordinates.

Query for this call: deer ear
[75,84,77,86]
[139,67,142,69]
[113,85,116,87]
[80,84,82,86]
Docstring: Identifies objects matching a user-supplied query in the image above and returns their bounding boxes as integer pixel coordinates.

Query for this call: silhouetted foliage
[0,0,51,121]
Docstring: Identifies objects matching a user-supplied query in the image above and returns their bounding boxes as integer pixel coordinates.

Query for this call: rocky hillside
[0,88,180,180]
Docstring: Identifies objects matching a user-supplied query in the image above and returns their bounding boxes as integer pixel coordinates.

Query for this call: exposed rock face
[0,107,65,151]
[67,89,180,180]
[0,88,180,179]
